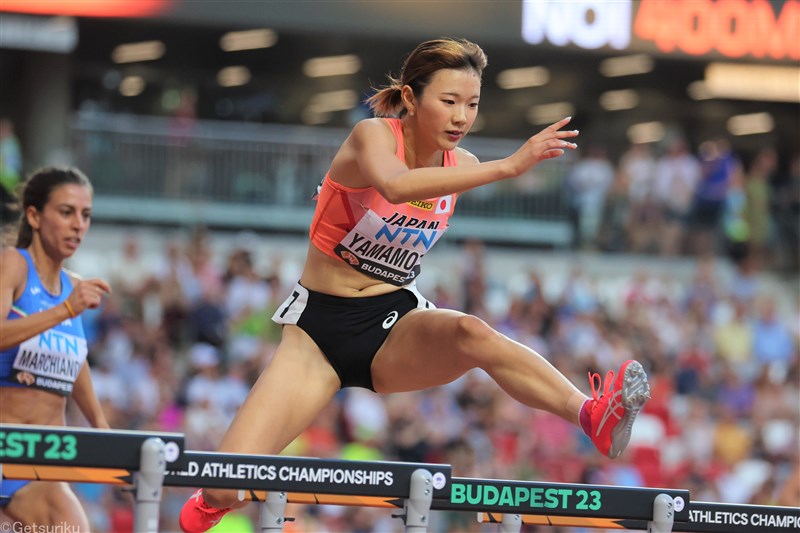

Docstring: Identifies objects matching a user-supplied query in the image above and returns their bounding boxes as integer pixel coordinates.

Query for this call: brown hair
[13,166,93,248]
[366,38,488,118]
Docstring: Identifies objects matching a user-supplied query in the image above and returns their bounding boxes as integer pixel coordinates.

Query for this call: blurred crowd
[56,226,798,532]
[565,137,799,277]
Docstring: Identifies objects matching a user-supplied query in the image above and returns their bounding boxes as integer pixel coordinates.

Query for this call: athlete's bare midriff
[299,243,403,297]
[0,387,67,426]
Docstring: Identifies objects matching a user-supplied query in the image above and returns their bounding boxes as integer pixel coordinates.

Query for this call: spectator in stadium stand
[0,167,111,529]
[618,141,658,254]
[772,152,800,272]
[688,137,741,256]
[565,143,615,251]
[652,136,702,257]
[0,118,23,225]
[179,38,652,531]
[751,296,796,374]
[777,459,800,507]
[743,146,777,272]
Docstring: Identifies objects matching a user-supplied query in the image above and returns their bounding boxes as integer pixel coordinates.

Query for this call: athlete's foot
[179,489,232,533]
[580,360,651,459]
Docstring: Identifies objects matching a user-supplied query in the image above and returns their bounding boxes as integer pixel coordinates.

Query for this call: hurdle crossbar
[477,500,800,533]
[440,476,690,521]
[164,450,451,532]
[164,450,451,500]
[0,423,185,532]
[204,478,800,533]
[239,477,686,532]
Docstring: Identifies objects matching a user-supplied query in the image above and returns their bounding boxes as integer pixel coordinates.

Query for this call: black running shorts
[272,283,433,390]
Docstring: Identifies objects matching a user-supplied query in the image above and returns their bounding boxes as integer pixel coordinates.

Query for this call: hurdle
[233,475,689,533]
[237,478,800,533]
[164,450,451,532]
[0,423,185,531]
[2,425,799,533]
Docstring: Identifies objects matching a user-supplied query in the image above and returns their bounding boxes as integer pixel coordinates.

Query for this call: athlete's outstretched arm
[351,116,578,204]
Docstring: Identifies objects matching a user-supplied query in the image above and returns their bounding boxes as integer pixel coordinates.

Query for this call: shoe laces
[589,370,615,401]
[203,505,228,519]
[192,490,229,519]
[201,502,230,522]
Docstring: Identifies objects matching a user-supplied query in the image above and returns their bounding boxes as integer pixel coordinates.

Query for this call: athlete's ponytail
[366,76,404,118]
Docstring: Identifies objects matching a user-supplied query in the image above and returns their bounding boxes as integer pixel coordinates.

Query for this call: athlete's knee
[454,314,497,364]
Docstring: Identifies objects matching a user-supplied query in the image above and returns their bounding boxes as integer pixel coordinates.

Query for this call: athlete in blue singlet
[0,167,111,529]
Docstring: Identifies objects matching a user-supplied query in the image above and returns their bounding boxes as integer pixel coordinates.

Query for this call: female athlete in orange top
[181,38,650,531]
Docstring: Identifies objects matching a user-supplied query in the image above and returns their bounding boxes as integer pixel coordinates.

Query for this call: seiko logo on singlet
[399,196,452,214]
[408,200,434,210]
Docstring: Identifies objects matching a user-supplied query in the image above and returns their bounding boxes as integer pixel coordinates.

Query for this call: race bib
[12,330,87,396]
[334,209,446,286]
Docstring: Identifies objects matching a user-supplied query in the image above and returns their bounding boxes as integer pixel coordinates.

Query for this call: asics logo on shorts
[382,311,399,329]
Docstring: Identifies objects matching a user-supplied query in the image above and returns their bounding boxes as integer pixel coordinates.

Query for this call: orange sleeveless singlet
[309,118,458,286]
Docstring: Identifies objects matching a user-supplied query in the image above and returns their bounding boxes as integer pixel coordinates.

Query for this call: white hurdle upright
[404,468,435,532]
[3,424,800,533]
[135,436,168,532]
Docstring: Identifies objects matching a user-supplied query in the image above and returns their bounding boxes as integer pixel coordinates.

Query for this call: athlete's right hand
[67,278,111,313]
[506,117,579,176]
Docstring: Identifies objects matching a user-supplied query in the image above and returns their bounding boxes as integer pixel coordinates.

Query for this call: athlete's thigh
[371,308,474,393]
[5,481,88,528]
[218,324,341,456]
